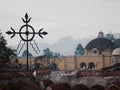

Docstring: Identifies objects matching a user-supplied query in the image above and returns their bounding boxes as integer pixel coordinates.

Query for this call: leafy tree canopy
[105,33,120,48]
[43,48,61,57]
[113,38,120,48]
[43,48,53,57]
[54,52,61,57]
[105,33,115,42]
[22,50,33,57]
[0,32,16,63]
[75,43,84,55]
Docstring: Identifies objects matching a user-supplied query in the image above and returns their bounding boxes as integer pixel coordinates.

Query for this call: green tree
[75,43,84,55]
[43,48,53,57]
[22,50,33,57]
[105,33,120,48]
[54,52,61,57]
[0,32,15,63]
[113,38,120,48]
[105,33,115,42]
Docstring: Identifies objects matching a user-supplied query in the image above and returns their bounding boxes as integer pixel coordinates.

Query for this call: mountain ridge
[11,33,120,56]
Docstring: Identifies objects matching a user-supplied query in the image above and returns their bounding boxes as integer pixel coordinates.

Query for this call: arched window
[48,63,57,71]
[88,62,94,70]
[80,62,86,70]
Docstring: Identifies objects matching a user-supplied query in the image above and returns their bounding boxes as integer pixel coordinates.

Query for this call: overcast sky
[0,0,120,46]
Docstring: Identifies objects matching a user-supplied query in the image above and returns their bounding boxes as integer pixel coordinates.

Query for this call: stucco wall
[18,54,112,70]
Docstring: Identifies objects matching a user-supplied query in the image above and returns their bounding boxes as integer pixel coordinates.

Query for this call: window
[88,62,94,70]
[80,62,86,70]
[92,48,99,55]
[93,50,97,54]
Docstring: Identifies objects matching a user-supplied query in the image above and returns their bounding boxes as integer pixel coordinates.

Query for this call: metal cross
[6,13,48,71]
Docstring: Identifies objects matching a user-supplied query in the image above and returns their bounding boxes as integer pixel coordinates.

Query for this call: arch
[88,62,95,70]
[80,62,86,70]
[48,62,57,71]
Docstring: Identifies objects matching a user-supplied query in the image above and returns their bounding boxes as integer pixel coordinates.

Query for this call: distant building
[37,31,117,70]
[67,31,116,70]
[79,31,117,70]
[19,31,119,71]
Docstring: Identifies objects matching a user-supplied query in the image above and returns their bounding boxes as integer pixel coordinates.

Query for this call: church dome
[85,38,117,53]
[112,48,120,56]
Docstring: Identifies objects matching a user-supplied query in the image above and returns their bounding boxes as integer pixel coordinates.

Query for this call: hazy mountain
[11,36,94,56]
[47,36,94,56]
[11,33,120,56]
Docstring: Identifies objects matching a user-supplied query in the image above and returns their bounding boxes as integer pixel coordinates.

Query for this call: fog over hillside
[11,33,120,56]
[11,36,94,56]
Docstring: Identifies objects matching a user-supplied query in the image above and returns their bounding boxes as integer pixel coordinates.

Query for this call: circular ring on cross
[19,24,35,41]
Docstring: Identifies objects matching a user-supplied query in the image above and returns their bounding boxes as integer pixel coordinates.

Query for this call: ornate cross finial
[6,13,48,71]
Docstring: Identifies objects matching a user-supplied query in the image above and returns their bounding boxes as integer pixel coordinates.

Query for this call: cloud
[0,0,120,46]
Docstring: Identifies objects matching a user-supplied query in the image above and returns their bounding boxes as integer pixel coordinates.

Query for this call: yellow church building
[35,31,118,70]
[19,31,120,71]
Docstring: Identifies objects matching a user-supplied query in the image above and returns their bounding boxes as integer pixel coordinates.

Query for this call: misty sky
[0,0,120,46]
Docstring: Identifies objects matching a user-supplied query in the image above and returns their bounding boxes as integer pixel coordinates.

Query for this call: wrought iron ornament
[6,13,48,71]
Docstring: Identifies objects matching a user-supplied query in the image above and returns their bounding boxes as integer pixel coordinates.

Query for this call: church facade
[35,31,118,70]
[19,31,120,71]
